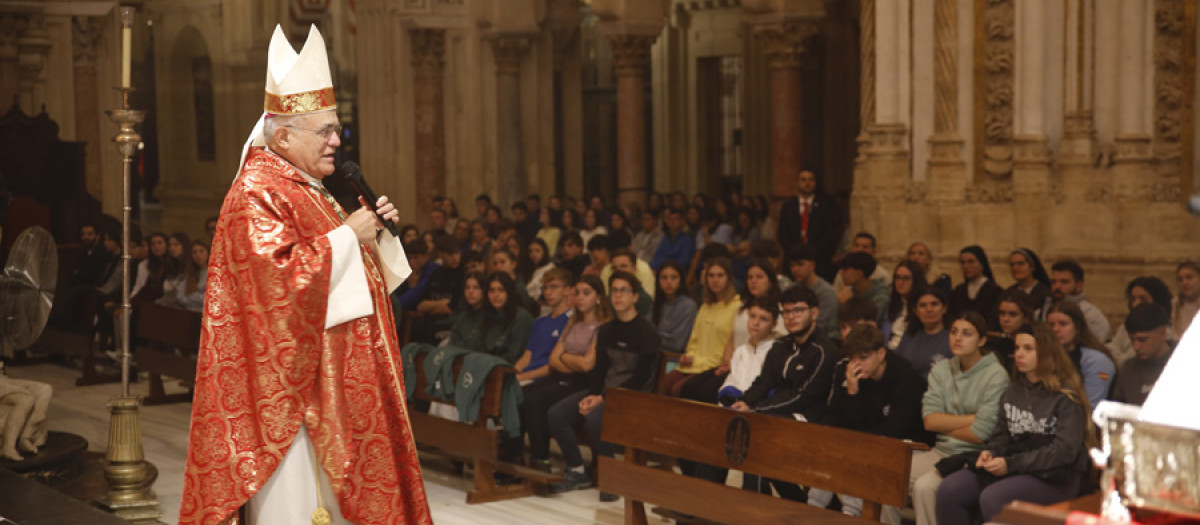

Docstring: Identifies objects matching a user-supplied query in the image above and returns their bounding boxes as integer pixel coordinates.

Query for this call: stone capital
[866,123,908,159]
[928,133,964,165]
[490,35,530,74]
[72,16,103,68]
[409,27,445,71]
[752,21,817,69]
[1113,134,1153,164]
[1012,134,1051,168]
[608,34,656,76]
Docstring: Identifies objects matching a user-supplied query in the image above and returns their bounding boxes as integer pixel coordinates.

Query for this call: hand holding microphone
[338,161,401,240]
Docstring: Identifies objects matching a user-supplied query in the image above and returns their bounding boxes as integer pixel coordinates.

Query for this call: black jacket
[827,351,933,445]
[740,326,840,421]
[778,193,842,279]
[985,376,1090,485]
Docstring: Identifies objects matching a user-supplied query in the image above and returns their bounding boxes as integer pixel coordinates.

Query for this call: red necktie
[800,200,810,243]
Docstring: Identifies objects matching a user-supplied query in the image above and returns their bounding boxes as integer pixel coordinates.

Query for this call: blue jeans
[547,390,610,468]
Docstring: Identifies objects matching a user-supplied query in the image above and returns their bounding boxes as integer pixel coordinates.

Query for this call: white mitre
[236,24,337,175]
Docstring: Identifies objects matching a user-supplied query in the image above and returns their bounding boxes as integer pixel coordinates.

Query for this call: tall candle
[121,24,131,88]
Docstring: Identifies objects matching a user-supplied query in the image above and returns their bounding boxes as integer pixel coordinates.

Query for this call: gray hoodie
[985,375,1089,484]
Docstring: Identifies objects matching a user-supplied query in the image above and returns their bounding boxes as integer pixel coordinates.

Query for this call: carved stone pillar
[753,22,817,197]
[855,0,875,165]
[16,14,50,113]
[0,15,26,110]
[1153,0,1186,177]
[1012,0,1053,247]
[550,24,579,196]
[979,0,1015,179]
[609,33,656,206]
[410,28,446,229]
[928,0,965,203]
[73,17,103,199]
[1113,0,1153,200]
[491,36,529,209]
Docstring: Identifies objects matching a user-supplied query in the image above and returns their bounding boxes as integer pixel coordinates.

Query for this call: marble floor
[5,363,647,525]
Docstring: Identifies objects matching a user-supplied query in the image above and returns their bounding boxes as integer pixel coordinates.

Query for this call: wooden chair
[408,348,560,503]
[133,303,201,405]
[599,388,930,524]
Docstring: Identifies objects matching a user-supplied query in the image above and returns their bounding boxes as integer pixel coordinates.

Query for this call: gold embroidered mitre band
[264,87,337,115]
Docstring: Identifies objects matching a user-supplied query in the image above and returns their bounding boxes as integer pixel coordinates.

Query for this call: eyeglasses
[285,123,343,140]
[781,306,809,317]
[610,287,634,296]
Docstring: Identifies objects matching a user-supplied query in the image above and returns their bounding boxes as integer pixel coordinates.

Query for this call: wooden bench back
[136,303,202,353]
[601,388,923,508]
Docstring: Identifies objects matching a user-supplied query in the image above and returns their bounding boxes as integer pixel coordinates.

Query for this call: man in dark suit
[778,169,842,281]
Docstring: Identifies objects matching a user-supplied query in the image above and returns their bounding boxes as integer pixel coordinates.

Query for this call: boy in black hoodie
[809,324,931,516]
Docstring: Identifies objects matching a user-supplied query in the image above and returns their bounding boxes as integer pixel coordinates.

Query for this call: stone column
[73,16,104,199]
[0,15,26,110]
[491,36,529,209]
[410,28,446,229]
[1111,1,1153,200]
[927,0,965,202]
[1013,0,1053,248]
[1060,0,1096,189]
[551,25,578,196]
[609,33,656,207]
[16,14,50,113]
[753,22,817,197]
[855,0,875,166]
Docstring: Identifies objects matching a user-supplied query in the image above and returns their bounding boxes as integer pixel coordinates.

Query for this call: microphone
[337,161,401,237]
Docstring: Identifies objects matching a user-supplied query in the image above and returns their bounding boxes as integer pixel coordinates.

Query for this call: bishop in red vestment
[178,25,431,525]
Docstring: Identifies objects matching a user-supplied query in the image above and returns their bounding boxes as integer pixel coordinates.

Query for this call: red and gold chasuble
[179,149,431,525]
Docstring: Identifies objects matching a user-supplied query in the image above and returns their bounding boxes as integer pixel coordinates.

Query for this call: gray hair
[262,113,303,147]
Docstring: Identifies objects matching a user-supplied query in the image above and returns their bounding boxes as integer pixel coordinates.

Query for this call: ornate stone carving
[964,181,1014,203]
[753,21,818,69]
[609,34,656,75]
[1153,0,1185,176]
[868,123,907,159]
[903,181,929,203]
[933,0,958,136]
[71,17,102,67]
[981,0,1014,179]
[410,28,445,70]
[16,14,51,96]
[491,36,530,74]
[1149,178,1182,202]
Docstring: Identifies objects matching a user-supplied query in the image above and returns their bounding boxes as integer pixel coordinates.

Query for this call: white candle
[121,25,131,88]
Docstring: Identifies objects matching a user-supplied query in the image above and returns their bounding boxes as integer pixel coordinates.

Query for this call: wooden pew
[408,348,560,503]
[34,285,124,386]
[133,303,202,405]
[599,388,929,524]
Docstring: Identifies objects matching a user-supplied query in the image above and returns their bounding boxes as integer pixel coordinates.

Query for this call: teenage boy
[1111,303,1174,406]
[809,324,930,517]
[731,285,840,501]
[513,267,575,383]
[548,271,661,501]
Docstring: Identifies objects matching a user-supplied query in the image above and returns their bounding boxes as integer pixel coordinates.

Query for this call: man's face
[81,226,97,246]
[512,208,527,223]
[278,111,341,177]
[475,199,489,217]
[526,197,540,214]
[1050,270,1082,300]
[542,278,567,307]
[430,210,446,229]
[789,259,814,284]
[609,279,637,314]
[440,250,461,269]
[611,255,635,275]
[840,267,864,287]
[561,241,581,260]
[641,213,658,233]
[781,301,816,334]
[797,170,817,196]
[851,236,875,256]
[590,247,609,266]
[1130,327,1169,360]
[851,348,887,380]
[664,213,683,233]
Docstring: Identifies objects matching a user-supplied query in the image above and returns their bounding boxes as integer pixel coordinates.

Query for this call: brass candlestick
[95,6,164,523]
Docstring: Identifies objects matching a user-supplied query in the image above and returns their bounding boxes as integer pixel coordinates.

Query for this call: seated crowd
[56,189,1192,524]
[393,190,1191,524]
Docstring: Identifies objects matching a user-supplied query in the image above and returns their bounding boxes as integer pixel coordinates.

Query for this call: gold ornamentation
[264,87,337,114]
